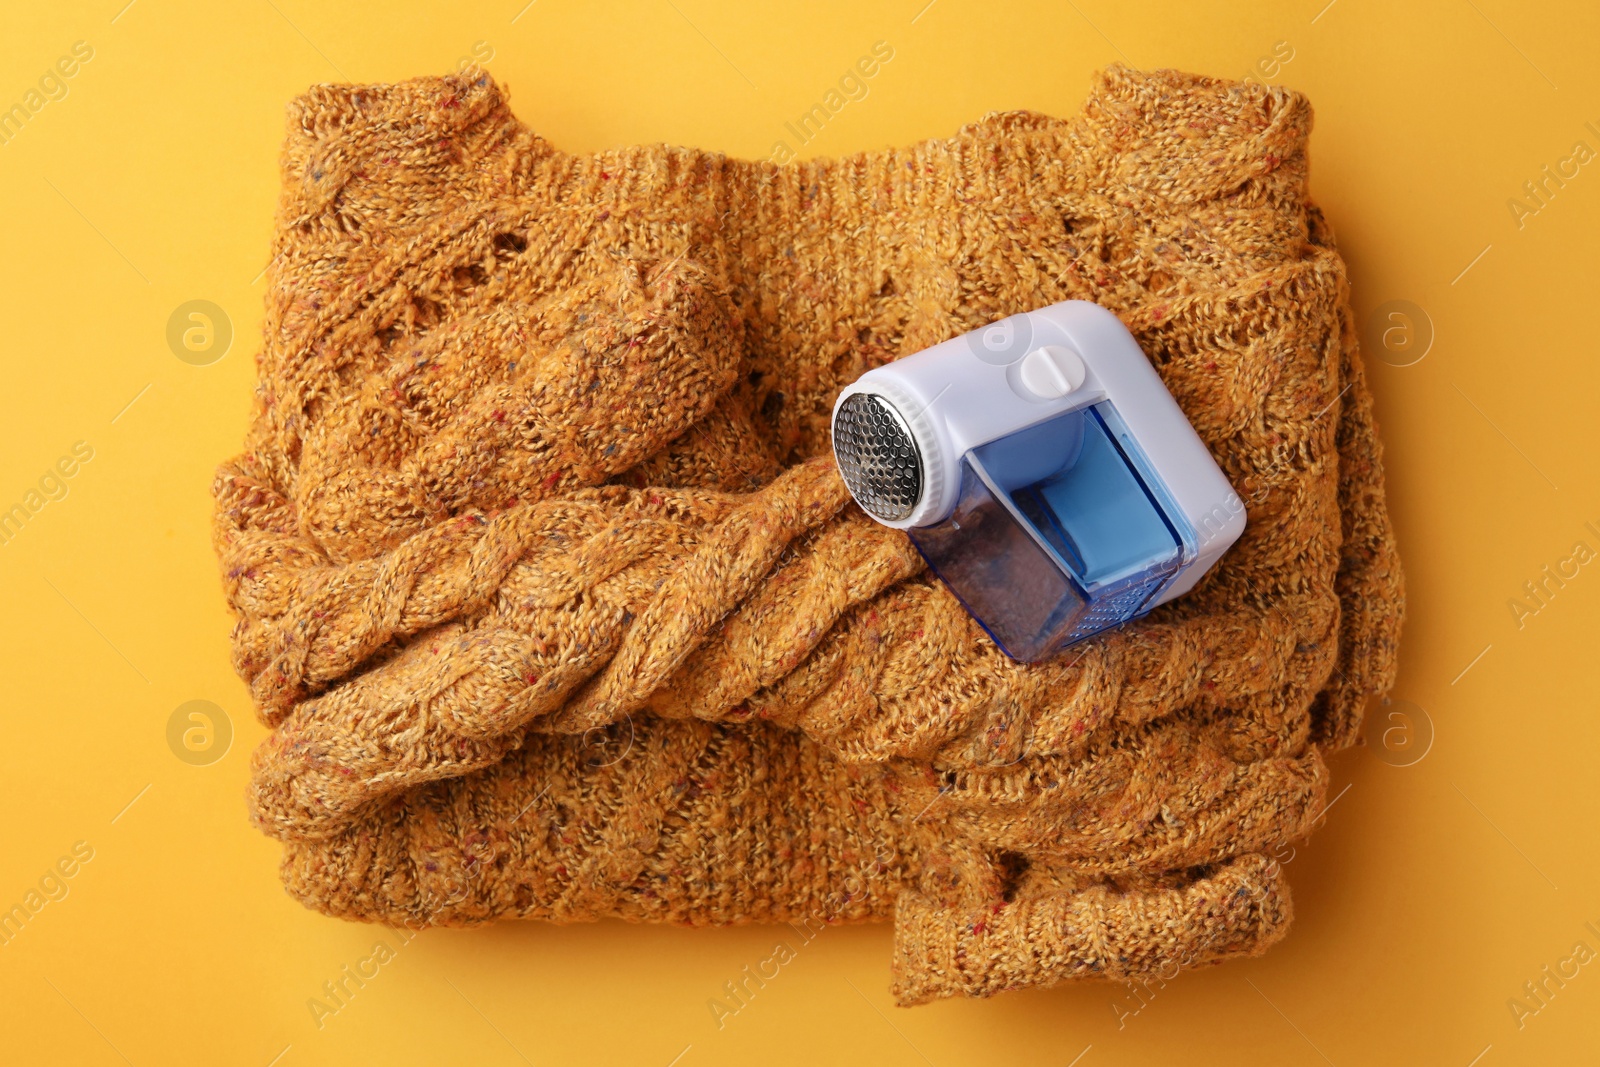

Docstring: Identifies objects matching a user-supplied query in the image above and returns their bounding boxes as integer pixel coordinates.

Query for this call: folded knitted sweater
[213,63,1403,1005]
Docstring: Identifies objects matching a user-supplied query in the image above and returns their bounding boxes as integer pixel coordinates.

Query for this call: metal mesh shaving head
[833,392,923,522]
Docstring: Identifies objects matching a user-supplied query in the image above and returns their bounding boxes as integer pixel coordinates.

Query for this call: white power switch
[1018,344,1087,399]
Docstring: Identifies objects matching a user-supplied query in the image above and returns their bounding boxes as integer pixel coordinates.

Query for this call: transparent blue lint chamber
[907,403,1194,660]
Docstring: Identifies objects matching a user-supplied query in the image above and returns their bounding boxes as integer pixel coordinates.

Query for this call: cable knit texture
[213,64,1403,1005]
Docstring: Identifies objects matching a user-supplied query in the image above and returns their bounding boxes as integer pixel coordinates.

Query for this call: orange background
[2,1,1597,1064]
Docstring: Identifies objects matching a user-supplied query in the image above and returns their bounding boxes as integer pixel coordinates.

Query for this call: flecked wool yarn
[213,64,1403,1005]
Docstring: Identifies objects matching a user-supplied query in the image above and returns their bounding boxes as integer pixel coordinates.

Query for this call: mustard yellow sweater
[213,64,1403,1004]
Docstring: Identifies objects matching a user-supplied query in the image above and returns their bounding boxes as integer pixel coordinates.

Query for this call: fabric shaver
[831,300,1245,661]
